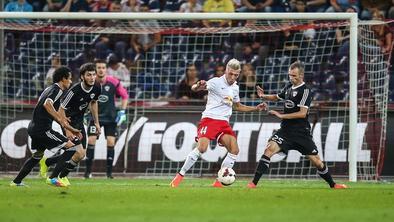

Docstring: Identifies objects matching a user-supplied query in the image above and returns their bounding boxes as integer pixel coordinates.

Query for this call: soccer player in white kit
[170,59,267,187]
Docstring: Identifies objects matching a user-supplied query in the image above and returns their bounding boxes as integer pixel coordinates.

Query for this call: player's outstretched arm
[269,107,308,119]
[256,85,279,101]
[191,80,207,92]
[233,102,267,112]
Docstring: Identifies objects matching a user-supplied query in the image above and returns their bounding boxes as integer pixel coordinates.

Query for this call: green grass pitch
[1,177,393,222]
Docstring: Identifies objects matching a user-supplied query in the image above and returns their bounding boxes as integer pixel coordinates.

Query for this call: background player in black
[43,63,101,187]
[248,61,347,189]
[10,67,80,186]
[84,60,129,179]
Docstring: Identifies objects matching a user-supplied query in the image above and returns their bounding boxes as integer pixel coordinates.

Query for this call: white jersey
[202,75,240,122]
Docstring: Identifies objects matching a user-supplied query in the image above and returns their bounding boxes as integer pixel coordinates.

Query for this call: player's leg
[12,148,44,186]
[85,121,98,178]
[170,138,209,187]
[308,155,347,189]
[59,144,86,179]
[248,141,281,188]
[85,136,97,178]
[219,134,239,169]
[105,123,117,179]
[106,135,116,179]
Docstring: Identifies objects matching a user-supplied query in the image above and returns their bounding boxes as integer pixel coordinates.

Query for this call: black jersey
[277,82,312,130]
[61,82,101,129]
[28,83,64,135]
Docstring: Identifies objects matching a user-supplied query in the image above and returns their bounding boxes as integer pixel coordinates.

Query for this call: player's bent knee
[32,151,44,159]
[197,138,209,153]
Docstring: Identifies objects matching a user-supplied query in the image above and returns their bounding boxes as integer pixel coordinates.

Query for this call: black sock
[317,164,336,188]
[49,150,75,178]
[13,157,41,184]
[252,155,270,185]
[85,144,95,176]
[45,153,62,167]
[59,159,78,178]
[106,147,114,177]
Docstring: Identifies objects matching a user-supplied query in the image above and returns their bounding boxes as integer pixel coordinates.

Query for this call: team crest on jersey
[292,91,298,97]
[223,96,233,107]
[90,93,95,99]
[80,98,84,101]
[104,86,110,91]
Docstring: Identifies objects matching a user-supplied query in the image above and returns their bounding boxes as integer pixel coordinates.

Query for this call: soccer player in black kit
[248,61,347,189]
[10,67,81,187]
[42,63,101,187]
[84,60,129,179]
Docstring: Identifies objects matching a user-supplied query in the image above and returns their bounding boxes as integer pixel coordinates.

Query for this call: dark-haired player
[10,66,80,187]
[42,63,101,187]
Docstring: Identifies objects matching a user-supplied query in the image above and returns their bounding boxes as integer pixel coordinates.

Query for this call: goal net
[0,13,392,180]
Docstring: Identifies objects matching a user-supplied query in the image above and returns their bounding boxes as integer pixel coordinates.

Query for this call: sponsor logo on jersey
[90,93,95,99]
[285,100,295,108]
[98,95,109,103]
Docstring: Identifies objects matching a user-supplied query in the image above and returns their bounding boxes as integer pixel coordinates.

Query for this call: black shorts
[87,121,117,138]
[30,129,69,152]
[269,128,318,155]
[62,126,87,149]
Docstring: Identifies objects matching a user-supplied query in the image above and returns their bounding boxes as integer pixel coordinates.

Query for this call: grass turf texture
[1,178,393,222]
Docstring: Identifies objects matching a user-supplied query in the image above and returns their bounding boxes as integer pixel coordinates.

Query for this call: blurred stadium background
[0,0,394,181]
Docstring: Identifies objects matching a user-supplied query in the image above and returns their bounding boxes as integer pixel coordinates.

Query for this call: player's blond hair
[226,58,241,71]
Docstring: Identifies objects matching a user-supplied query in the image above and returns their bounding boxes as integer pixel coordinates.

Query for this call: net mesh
[0,18,392,179]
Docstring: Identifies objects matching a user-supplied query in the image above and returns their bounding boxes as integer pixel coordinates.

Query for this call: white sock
[221,153,238,169]
[179,148,201,176]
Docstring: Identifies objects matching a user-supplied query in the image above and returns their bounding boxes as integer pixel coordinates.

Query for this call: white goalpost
[2,12,387,182]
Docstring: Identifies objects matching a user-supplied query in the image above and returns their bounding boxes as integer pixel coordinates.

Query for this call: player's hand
[94,122,101,136]
[197,80,206,89]
[116,110,127,126]
[256,85,265,99]
[256,102,268,111]
[269,110,283,119]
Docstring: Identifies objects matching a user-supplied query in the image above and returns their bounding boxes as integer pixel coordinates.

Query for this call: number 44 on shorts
[200,126,208,135]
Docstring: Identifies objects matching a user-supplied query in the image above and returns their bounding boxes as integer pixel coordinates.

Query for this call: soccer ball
[217,167,236,186]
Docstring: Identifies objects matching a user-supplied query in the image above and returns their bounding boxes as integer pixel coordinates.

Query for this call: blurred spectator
[325,0,359,13]
[211,63,226,78]
[202,0,235,28]
[107,54,131,88]
[45,53,62,87]
[179,0,202,12]
[292,0,328,12]
[121,0,139,12]
[176,64,206,100]
[237,0,273,12]
[360,0,390,20]
[5,0,32,24]
[290,0,307,12]
[334,7,356,62]
[139,0,160,12]
[60,0,91,12]
[179,0,203,27]
[370,10,393,55]
[44,0,64,11]
[239,63,257,99]
[389,0,394,19]
[126,4,161,62]
[163,0,182,11]
[91,0,112,12]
